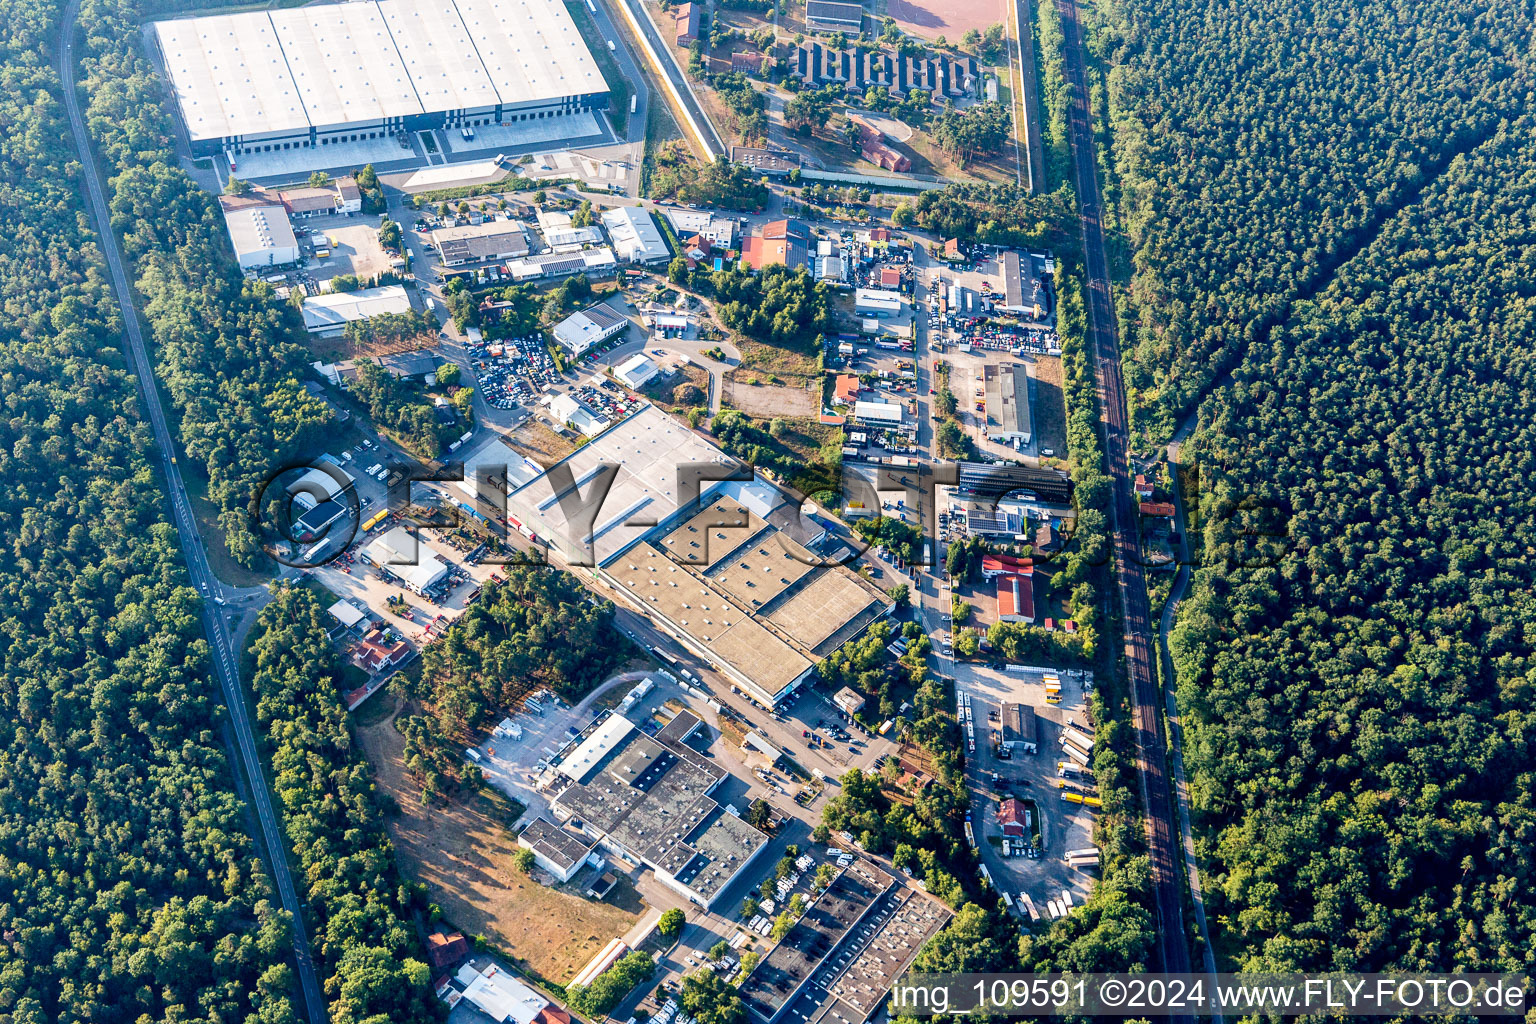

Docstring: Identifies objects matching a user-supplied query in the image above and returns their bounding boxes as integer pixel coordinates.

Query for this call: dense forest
[246,587,442,1022]
[1084,0,1536,977]
[0,1,295,1020]
[81,0,333,567]
[1096,0,1536,440]
[1170,119,1536,974]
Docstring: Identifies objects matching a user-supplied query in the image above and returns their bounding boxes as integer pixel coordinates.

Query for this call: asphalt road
[1054,0,1193,990]
[55,4,329,1021]
[587,0,652,154]
[609,0,726,157]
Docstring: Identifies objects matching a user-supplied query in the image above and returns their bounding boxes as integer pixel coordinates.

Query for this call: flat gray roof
[377,0,498,112]
[155,12,311,141]
[508,404,739,567]
[268,4,424,128]
[520,816,595,871]
[740,860,893,1020]
[224,202,297,257]
[451,0,604,108]
[984,363,1032,438]
[550,709,765,904]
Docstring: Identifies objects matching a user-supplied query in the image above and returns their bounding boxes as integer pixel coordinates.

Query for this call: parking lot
[950,662,1098,919]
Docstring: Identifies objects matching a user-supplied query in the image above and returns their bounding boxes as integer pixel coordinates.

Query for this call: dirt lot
[355,696,640,984]
[882,0,1008,42]
[310,327,437,362]
[1029,354,1067,458]
[644,363,711,413]
[509,419,578,466]
[723,375,820,418]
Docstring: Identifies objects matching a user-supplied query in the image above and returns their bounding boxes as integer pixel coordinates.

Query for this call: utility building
[222,200,299,269]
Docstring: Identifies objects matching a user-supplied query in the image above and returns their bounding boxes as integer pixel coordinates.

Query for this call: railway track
[1052,0,1193,993]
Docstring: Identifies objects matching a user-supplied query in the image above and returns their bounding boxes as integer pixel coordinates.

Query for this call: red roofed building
[675,2,700,44]
[731,50,767,74]
[996,573,1035,624]
[1134,473,1153,499]
[535,1007,573,1024]
[943,238,961,259]
[682,233,713,268]
[1139,501,1175,517]
[742,218,810,269]
[426,931,469,970]
[849,115,912,172]
[869,227,890,243]
[981,552,1033,579]
[354,629,410,674]
[878,266,902,289]
[998,797,1029,838]
[833,374,861,406]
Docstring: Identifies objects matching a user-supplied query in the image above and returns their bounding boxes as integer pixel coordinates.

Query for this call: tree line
[0,0,298,1019]
[246,586,442,1023]
[82,0,334,567]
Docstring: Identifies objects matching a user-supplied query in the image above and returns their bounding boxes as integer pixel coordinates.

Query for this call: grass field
[731,338,822,380]
[355,696,641,984]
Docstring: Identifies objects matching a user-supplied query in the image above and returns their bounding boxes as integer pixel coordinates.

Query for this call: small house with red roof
[832,374,861,406]
[998,797,1029,838]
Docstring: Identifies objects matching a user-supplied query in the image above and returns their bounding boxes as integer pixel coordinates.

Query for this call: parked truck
[1060,741,1090,766]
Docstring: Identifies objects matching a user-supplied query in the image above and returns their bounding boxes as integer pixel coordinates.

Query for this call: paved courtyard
[951,662,1099,915]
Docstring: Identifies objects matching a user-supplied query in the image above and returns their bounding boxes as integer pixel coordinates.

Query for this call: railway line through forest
[1053,0,1193,1000]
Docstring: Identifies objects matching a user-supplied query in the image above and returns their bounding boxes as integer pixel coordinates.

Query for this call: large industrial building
[983,363,1033,445]
[546,709,769,909]
[153,0,608,159]
[739,857,952,1024]
[448,405,890,706]
[222,199,299,269]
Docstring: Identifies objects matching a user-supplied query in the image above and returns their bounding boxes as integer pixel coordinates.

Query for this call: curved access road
[56,5,328,1022]
[1054,0,1192,994]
